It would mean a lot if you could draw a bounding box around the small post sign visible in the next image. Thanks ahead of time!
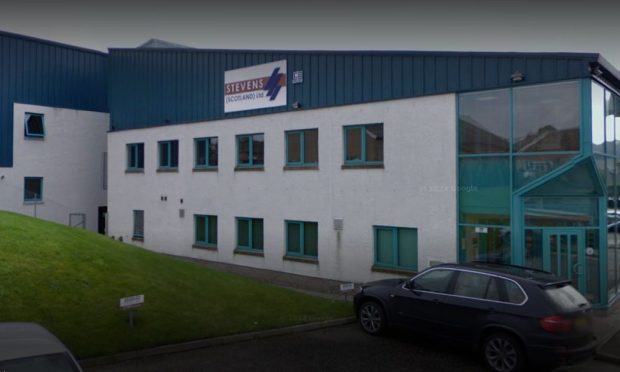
[340,282,355,301]
[120,294,144,327]
[120,294,144,310]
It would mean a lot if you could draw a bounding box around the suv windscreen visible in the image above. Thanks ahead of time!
[544,284,589,312]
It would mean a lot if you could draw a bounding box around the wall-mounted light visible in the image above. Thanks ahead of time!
[592,66,603,77]
[291,101,301,109]
[511,71,525,83]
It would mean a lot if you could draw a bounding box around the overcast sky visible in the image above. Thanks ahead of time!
[2,0,620,68]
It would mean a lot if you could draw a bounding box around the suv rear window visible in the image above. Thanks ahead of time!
[544,284,589,312]
[504,280,526,304]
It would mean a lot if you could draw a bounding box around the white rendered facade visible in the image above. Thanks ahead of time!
[107,95,457,283]
[0,103,109,232]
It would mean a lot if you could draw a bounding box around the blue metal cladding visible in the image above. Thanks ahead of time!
[108,49,608,132]
[0,31,108,167]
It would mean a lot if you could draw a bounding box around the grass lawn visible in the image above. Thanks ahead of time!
[0,211,351,358]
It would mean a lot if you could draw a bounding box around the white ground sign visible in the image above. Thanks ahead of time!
[224,60,287,113]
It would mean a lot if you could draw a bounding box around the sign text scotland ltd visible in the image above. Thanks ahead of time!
[224,60,287,113]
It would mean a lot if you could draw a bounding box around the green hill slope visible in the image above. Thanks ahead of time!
[0,211,350,358]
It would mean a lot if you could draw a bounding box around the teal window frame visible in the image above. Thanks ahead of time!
[194,214,217,247]
[373,225,418,271]
[285,220,318,258]
[133,210,144,239]
[194,137,218,169]
[236,133,264,168]
[236,217,263,251]
[23,177,43,203]
[158,140,179,170]
[24,113,45,138]
[343,123,384,165]
[285,129,318,166]
[127,143,144,171]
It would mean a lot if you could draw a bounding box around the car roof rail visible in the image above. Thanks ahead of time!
[470,261,551,274]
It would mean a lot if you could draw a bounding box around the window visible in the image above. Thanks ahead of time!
[158,140,179,169]
[344,123,383,165]
[374,226,418,271]
[459,90,510,154]
[127,143,144,171]
[195,214,217,246]
[236,217,263,251]
[286,221,318,258]
[24,177,43,202]
[24,113,45,138]
[237,134,264,167]
[503,280,526,304]
[286,129,318,166]
[194,137,218,168]
[133,210,144,240]
[513,80,580,152]
[412,269,454,293]
[453,271,498,300]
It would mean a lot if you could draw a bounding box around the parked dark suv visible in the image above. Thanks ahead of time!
[354,262,597,372]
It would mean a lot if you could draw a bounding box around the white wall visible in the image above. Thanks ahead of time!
[0,103,109,232]
[107,95,457,283]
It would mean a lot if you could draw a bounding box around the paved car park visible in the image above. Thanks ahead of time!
[83,259,620,372]
[84,322,618,372]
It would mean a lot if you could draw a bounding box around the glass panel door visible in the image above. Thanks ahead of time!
[543,230,586,292]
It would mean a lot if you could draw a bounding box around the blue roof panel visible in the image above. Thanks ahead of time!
[0,31,108,167]
[106,48,614,132]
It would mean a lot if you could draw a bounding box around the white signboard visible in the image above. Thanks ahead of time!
[340,283,355,292]
[224,60,287,113]
[120,294,144,310]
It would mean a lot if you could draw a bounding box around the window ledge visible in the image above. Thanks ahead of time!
[234,249,264,257]
[235,166,264,172]
[132,236,144,242]
[157,168,179,173]
[192,244,217,251]
[23,200,43,205]
[193,167,218,172]
[341,163,384,170]
[125,169,144,174]
[283,255,318,264]
[24,136,45,140]
[371,265,416,276]
[283,165,319,171]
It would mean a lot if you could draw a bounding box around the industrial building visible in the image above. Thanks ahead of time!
[3,30,620,307]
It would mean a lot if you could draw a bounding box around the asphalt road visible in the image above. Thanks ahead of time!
[85,323,617,372]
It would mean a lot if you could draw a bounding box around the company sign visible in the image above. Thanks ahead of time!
[224,60,287,113]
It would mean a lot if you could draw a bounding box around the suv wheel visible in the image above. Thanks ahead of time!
[482,332,525,372]
[358,301,386,335]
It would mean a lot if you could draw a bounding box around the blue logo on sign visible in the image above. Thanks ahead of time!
[264,67,284,101]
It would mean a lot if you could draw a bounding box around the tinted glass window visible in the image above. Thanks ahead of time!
[413,269,453,294]
[503,280,526,304]
[486,277,501,301]
[545,284,589,312]
[459,89,510,154]
[514,81,580,152]
[453,271,491,299]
